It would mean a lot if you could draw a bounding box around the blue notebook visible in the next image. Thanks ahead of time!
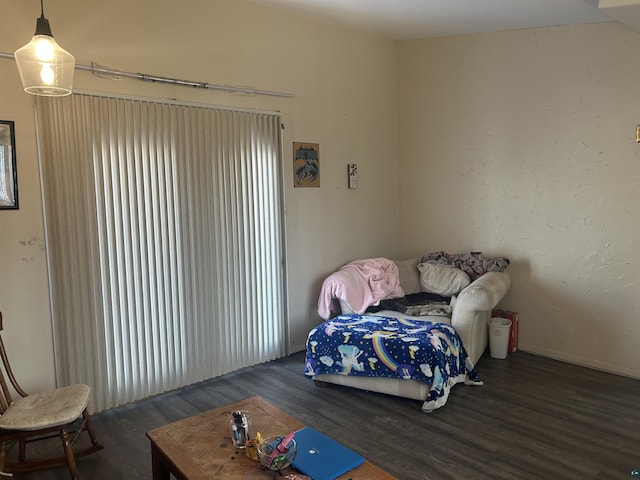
[291,427,365,480]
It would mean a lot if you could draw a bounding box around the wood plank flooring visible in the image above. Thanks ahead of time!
[12,350,640,480]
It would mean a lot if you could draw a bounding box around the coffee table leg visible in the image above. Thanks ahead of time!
[151,443,171,480]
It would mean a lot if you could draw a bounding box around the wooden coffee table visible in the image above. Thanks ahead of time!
[146,395,397,479]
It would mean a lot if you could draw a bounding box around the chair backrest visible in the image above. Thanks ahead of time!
[0,312,29,414]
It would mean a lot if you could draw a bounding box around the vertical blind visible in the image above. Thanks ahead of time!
[36,94,286,412]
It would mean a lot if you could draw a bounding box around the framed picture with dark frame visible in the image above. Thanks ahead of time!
[0,120,18,210]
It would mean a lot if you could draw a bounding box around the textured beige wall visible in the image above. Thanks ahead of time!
[0,0,399,390]
[398,23,640,378]
[0,62,54,393]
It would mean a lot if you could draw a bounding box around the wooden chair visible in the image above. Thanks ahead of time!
[0,312,103,479]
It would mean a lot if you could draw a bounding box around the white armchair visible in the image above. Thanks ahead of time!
[314,257,511,407]
[338,258,511,365]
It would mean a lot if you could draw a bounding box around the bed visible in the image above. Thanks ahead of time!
[305,313,481,412]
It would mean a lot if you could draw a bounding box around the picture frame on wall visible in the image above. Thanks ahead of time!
[293,142,320,187]
[0,120,18,210]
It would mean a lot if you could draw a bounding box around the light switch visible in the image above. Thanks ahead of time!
[348,164,358,189]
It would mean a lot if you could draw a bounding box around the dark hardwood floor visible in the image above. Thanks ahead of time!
[11,350,640,480]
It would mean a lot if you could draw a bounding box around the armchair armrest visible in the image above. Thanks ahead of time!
[451,271,511,365]
[454,271,511,312]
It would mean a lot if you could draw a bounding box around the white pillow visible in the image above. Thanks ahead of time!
[417,262,470,296]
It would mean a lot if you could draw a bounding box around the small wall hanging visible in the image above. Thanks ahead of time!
[293,142,320,188]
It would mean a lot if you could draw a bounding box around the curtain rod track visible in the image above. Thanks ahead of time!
[0,52,294,98]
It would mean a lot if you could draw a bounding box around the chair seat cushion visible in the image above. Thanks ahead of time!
[0,384,90,431]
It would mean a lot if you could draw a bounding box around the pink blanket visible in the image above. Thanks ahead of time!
[317,257,404,320]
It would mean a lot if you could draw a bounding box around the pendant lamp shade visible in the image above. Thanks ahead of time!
[14,14,74,96]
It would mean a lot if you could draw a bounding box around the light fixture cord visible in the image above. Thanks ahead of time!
[33,0,53,37]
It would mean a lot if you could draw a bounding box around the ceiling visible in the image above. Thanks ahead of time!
[253,0,632,40]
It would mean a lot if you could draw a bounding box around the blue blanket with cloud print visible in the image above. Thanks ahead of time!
[304,314,482,412]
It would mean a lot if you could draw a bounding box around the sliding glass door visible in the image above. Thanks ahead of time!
[37,94,286,412]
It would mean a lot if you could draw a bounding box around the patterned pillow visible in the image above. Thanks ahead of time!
[419,251,510,281]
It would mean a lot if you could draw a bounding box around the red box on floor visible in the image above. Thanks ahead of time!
[491,309,519,353]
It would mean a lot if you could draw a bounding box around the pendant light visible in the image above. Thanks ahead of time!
[14,0,75,96]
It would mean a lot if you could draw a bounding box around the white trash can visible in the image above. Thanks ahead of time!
[488,317,512,359]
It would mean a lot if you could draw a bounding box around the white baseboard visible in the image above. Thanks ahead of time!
[518,344,640,380]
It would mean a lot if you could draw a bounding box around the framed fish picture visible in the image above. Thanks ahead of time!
[293,142,319,188]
